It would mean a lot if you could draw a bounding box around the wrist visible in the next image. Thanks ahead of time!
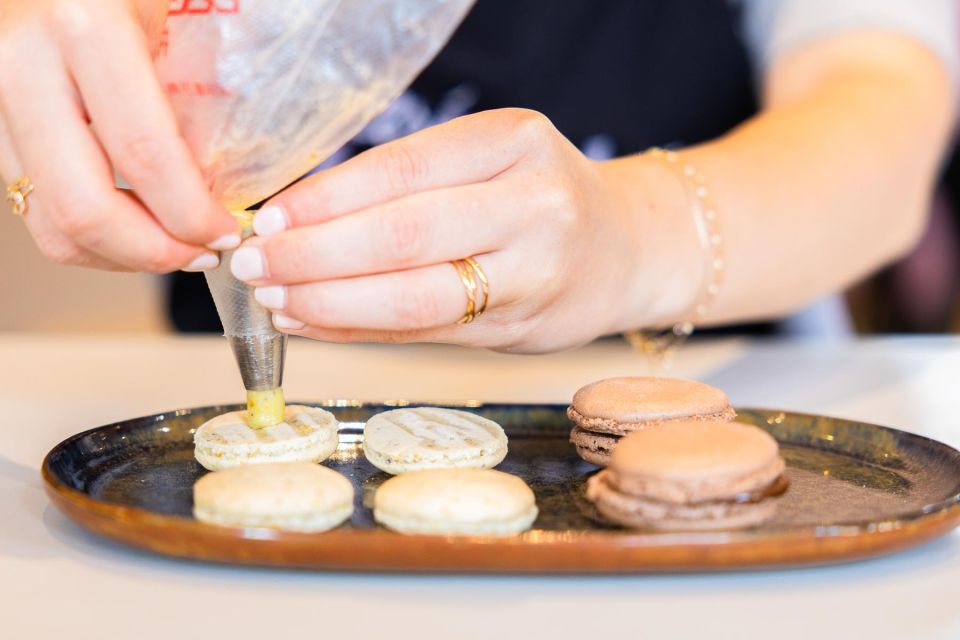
[597,154,705,332]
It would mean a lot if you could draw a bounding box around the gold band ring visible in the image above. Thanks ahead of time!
[6,176,34,217]
[463,257,490,316]
[451,257,491,324]
[451,259,477,324]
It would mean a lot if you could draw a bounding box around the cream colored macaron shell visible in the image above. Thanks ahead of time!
[363,408,508,474]
[193,462,354,532]
[194,405,339,471]
[374,468,538,536]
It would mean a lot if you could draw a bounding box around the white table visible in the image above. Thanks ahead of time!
[2,335,958,640]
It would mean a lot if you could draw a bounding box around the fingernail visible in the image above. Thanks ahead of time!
[230,246,266,281]
[273,313,305,330]
[182,252,220,272]
[206,233,242,251]
[253,206,289,237]
[255,285,286,310]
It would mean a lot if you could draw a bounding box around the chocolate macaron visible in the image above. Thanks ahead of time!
[586,420,788,531]
[568,377,735,466]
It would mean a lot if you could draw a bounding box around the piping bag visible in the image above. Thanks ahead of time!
[154,0,474,427]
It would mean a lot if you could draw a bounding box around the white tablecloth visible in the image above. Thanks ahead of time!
[2,334,958,640]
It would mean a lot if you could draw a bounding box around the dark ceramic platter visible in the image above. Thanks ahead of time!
[43,403,960,573]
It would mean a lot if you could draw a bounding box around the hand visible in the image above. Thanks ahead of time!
[0,0,238,272]
[231,109,699,353]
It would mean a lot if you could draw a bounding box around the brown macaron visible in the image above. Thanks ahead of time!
[568,376,735,466]
[585,420,788,531]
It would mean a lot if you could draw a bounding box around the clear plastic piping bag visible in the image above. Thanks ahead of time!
[154,0,474,388]
[156,0,475,210]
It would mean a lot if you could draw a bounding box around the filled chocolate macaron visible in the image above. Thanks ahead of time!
[568,376,735,466]
[585,420,788,531]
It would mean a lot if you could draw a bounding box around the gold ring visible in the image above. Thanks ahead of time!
[463,257,490,316]
[6,176,34,217]
[451,259,477,324]
[451,256,490,324]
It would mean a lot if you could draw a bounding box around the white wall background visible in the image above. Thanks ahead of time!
[0,202,167,333]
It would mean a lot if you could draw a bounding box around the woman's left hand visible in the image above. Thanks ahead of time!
[229,108,695,353]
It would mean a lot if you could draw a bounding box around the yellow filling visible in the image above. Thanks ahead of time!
[246,388,286,429]
[231,210,255,236]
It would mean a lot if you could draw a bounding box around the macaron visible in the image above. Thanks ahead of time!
[194,405,339,471]
[568,376,735,466]
[193,462,354,532]
[585,420,787,531]
[363,407,508,475]
[373,468,538,536]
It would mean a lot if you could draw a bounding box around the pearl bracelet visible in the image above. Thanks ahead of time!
[623,147,725,359]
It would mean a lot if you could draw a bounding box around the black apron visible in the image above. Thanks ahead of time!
[168,0,768,333]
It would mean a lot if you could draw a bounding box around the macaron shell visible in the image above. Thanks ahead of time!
[570,377,733,424]
[193,462,354,532]
[592,491,777,531]
[586,471,777,531]
[373,468,537,535]
[194,437,339,472]
[363,407,508,474]
[569,427,617,467]
[364,444,507,475]
[607,456,785,505]
[568,406,736,436]
[194,405,340,471]
[193,503,353,533]
[374,505,538,536]
[611,420,781,482]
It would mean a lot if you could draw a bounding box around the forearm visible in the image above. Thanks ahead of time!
[605,33,954,330]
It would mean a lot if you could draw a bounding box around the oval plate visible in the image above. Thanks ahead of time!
[42,404,960,573]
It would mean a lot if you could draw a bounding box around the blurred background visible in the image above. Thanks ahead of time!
[0,211,167,333]
[847,149,960,334]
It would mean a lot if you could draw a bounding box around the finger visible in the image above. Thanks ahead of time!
[280,325,446,346]
[0,96,129,271]
[234,181,520,286]
[253,253,512,332]
[253,109,551,235]
[0,43,217,272]
[277,318,508,349]
[53,1,238,249]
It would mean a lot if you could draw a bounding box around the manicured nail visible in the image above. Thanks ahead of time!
[253,206,289,237]
[255,285,286,310]
[230,246,266,281]
[206,233,242,251]
[273,313,305,330]
[182,252,220,272]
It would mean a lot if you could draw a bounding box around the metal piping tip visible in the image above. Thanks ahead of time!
[204,211,287,393]
[228,333,287,391]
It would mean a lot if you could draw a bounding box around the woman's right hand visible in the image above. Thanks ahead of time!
[0,0,238,272]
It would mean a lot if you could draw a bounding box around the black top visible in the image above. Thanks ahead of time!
[413,0,755,154]
[168,0,769,333]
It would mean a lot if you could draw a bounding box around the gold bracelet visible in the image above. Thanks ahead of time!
[623,147,725,359]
